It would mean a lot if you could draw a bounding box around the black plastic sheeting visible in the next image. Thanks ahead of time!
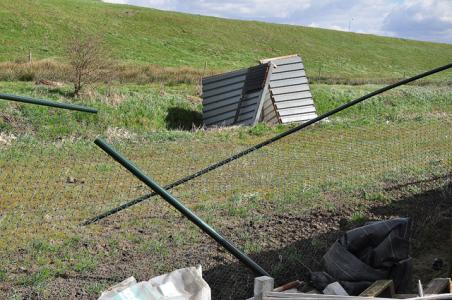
[310,218,412,295]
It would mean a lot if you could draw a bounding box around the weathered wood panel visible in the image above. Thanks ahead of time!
[270,77,308,88]
[271,84,311,95]
[280,112,317,123]
[265,54,317,124]
[271,70,306,81]
[272,63,304,74]
[275,99,314,109]
[273,91,312,102]
[278,106,317,117]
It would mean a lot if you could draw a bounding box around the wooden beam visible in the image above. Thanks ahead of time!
[424,278,450,294]
[359,280,395,298]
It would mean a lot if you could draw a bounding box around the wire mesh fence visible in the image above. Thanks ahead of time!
[1,92,452,299]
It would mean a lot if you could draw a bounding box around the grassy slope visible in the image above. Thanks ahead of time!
[1,87,451,297]
[0,0,451,80]
[1,81,451,140]
[0,1,451,297]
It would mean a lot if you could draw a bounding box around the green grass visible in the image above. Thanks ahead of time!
[0,0,451,82]
[0,20,451,293]
[1,81,451,141]
[0,1,450,292]
[1,113,451,297]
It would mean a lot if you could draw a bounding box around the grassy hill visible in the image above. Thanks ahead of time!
[0,0,451,81]
[1,2,451,298]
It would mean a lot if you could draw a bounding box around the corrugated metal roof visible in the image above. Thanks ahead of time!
[202,54,317,127]
[202,63,271,127]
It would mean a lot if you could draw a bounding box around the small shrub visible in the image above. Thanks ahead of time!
[248,123,270,136]
[66,33,108,96]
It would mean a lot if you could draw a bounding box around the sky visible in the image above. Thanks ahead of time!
[102,0,452,44]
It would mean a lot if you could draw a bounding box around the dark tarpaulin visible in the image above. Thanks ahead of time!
[310,218,412,295]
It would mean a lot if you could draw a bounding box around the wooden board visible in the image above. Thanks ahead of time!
[424,278,451,294]
[359,280,395,298]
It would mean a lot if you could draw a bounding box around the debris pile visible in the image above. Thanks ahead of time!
[310,218,412,295]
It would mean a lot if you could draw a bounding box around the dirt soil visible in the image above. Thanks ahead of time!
[2,180,450,299]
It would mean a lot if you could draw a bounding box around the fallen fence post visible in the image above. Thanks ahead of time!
[83,62,452,225]
[94,138,271,277]
[0,93,98,113]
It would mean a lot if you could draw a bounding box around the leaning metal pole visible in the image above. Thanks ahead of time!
[0,93,98,113]
[83,62,452,225]
[94,138,271,277]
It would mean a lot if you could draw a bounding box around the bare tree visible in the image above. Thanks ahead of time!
[66,34,106,97]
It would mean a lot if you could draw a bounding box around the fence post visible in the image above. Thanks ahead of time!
[253,276,274,300]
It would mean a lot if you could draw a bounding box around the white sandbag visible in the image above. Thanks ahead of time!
[149,266,211,300]
[98,277,164,300]
[98,266,210,300]
[98,276,138,299]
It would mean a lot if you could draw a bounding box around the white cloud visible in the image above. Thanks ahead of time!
[382,0,452,43]
[102,0,452,44]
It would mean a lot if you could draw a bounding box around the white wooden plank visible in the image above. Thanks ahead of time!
[270,84,310,95]
[270,70,306,81]
[270,77,308,88]
[260,54,300,64]
[273,91,312,102]
[280,112,317,123]
[272,56,302,66]
[273,63,304,74]
[274,99,314,109]
[278,106,316,117]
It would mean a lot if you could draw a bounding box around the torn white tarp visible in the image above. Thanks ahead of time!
[98,266,211,300]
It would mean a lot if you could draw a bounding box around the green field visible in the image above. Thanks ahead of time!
[0,0,452,81]
[1,80,451,298]
[1,0,452,298]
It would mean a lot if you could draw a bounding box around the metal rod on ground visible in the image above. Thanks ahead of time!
[83,62,452,225]
[94,138,271,277]
[0,93,98,113]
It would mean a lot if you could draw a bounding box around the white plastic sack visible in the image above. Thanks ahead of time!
[98,266,210,300]
[149,266,210,300]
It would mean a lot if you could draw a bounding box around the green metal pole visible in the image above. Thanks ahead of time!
[94,138,271,277]
[0,93,98,113]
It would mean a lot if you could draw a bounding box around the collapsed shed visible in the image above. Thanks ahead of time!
[201,55,317,127]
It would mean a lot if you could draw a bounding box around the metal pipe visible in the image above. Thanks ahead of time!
[94,138,270,277]
[83,62,452,225]
[0,93,98,113]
